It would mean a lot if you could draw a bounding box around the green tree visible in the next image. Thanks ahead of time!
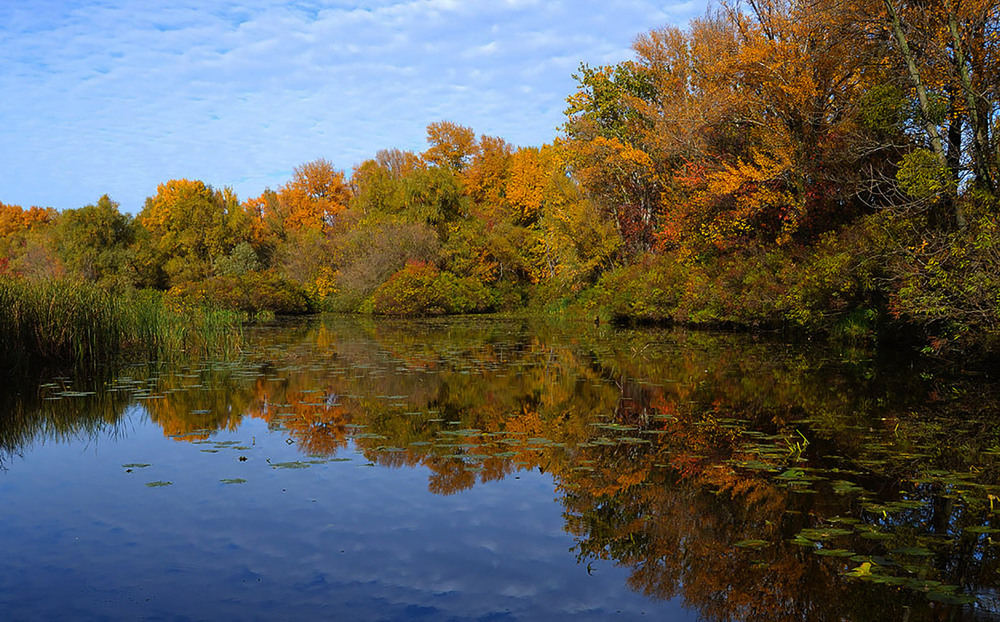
[136,179,249,287]
[56,195,135,287]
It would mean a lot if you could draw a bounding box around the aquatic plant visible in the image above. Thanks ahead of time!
[0,277,245,373]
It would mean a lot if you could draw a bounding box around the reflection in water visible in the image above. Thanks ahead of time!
[3,316,1000,620]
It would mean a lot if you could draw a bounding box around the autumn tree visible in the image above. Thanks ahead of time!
[0,202,61,279]
[462,135,513,218]
[275,158,351,232]
[423,121,479,171]
[350,149,423,217]
[563,61,662,254]
[854,0,1000,227]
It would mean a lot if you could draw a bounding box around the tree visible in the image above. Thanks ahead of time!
[56,195,135,286]
[871,0,1000,226]
[423,121,479,171]
[0,202,60,279]
[349,149,421,217]
[462,135,513,218]
[276,158,351,232]
[137,179,248,286]
[563,60,662,254]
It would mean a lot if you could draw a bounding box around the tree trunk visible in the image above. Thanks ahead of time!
[883,0,967,228]
[944,0,994,192]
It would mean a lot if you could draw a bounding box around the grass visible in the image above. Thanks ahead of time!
[0,277,246,373]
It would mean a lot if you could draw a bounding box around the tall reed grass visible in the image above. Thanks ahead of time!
[0,277,245,373]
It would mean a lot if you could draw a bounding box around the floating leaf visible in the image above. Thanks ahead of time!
[271,461,311,469]
[145,481,173,487]
[846,561,874,575]
[777,468,806,480]
[798,528,853,540]
[734,539,769,549]
[892,546,934,557]
[926,591,976,605]
[220,478,247,485]
[816,548,854,557]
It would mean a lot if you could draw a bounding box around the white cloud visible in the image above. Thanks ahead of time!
[0,0,706,212]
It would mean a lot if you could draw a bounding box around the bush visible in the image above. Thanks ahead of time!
[368,261,491,316]
[329,220,440,312]
[167,271,312,315]
[589,225,877,332]
[878,199,1000,351]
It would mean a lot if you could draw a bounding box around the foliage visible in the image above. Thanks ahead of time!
[367,261,491,316]
[896,149,955,201]
[592,223,877,333]
[55,194,136,287]
[136,179,250,287]
[3,1,1000,352]
[166,271,312,315]
[878,197,1000,352]
[423,121,479,171]
[275,158,351,233]
[0,203,61,280]
[329,220,440,312]
[213,241,261,277]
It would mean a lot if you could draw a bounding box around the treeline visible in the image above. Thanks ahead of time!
[0,126,616,318]
[2,0,1000,353]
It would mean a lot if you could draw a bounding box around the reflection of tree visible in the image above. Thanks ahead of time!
[0,373,134,468]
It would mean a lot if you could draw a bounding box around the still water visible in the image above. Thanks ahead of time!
[2,316,1000,621]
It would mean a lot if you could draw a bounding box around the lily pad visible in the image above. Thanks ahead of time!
[815,548,855,557]
[271,461,311,469]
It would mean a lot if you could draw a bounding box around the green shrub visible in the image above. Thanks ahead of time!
[588,226,876,332]
[166,271,311,315]
[879,199,1000,351]
[368,261,491,316]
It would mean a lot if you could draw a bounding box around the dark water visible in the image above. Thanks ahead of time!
[3,316,1000,621]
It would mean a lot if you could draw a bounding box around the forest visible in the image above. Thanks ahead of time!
[2,0,999,355]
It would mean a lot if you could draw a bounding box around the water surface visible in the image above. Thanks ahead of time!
[2,317,1000,620]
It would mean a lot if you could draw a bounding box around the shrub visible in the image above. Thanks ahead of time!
[590,225,877,332]
[166,271,311,315]
[879,199,1000,351]
[329,221,440,312]
[368,261,491,316]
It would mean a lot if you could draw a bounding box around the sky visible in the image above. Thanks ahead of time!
[0,0,706,213]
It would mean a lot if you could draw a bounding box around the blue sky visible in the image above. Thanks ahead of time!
[0,0,705,213]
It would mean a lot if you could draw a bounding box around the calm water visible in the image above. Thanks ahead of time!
[2,316,1000,621]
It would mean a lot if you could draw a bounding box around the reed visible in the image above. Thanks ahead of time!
[0,277,246,373]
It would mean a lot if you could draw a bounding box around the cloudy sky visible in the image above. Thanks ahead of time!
[0,0,706,213]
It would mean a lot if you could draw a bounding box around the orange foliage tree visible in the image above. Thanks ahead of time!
[423,121,479,171]
[275,158,351,232]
